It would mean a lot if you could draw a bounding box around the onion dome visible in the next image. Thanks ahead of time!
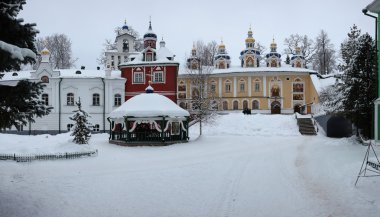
[40,47,50,63]
[122,19,129,30]
[159,37,166,47]
[191,43,197,56]
[145,81,154,93]
[143,20,157,40]
[270,38,277,52]
[245,26,255,44]
[219,39,225,49]
[295,46,301,55]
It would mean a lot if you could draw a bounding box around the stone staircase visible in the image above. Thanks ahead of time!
[296,116,318,135]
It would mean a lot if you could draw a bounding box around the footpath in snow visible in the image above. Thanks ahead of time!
[0,113,379,217]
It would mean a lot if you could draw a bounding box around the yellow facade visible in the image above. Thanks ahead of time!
[177,71,320,114]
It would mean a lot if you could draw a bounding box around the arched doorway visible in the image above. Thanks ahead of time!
[223,101,228,110]
[243,100,248,109]
[271,101,281,114]
[294,104,301,114]
[233,101,239,110]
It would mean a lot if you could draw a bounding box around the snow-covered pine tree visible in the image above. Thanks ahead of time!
[70,98,91,144]
[0,0,38,72]
[339,25,376,138]
[0,80,53,131]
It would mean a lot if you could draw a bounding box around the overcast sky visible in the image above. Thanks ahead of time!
[20,0,376,69]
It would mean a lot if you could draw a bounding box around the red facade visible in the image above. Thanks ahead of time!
[120,64,178,102]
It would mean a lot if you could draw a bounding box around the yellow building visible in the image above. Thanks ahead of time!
[177,28,320,114]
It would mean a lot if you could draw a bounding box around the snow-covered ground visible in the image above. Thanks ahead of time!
[0,113,379,217]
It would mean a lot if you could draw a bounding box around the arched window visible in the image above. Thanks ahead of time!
[252,100,259,110]
[223,101,228,110]
[219,61,225,69]
[114,94,122,106]
[178,81,186,91]
[192,88,200,99]
[270,59,277,67]
[243,100,248,109]
[41,76,49,83]
[271,85,280,97]
[233,101,239,110]
[93,93,100,106]
[42,94,49,106]
[67,93,74,106]
[123,39,129,52]
[179,102,186,109]
[295,61,302,68]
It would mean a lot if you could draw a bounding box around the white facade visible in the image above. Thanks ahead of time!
[0,49,126,134]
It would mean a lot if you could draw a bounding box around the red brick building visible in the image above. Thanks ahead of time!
[119,21,179,102]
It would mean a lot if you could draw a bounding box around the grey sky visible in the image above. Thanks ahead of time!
[20,0,376,69]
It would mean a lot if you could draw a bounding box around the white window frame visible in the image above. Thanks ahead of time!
[42,93,49,106]
[114,94,122,106]
[67,93,74,106]
[133,71,144,84]
[93,93,100,106]
[153,71,164,83]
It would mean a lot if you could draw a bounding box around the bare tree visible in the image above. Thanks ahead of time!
[284,34,316,67]
[96,39,116,67]
[186,40,220,135]
[312,30,336,74]
[34,34,77,69]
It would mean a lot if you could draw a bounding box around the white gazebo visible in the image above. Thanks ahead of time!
[108,85,190,145]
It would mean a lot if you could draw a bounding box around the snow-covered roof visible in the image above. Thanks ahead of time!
[119,51,179,67]
[0,69,124,81]
[178,64,317,76]
[109,93,190,118]
[366,0,380,13]
[157,46,173,59]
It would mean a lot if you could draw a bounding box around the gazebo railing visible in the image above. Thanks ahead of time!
[110,130,187,143]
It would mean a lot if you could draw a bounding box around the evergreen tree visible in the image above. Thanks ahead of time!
[285,54,290,64]
[339,25,377,138]
[0,80,52,130]
[70,98,91,144]
[0,0,38,72]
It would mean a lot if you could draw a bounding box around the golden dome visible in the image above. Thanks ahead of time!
[40,48,50,55]
[245,37,255,43]
[219,39,225,49]
[270,38,277,48]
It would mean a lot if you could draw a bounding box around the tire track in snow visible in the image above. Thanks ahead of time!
[295,138,349,217]
[211,154,252,217]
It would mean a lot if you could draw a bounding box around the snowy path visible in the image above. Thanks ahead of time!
[1,114,380,217]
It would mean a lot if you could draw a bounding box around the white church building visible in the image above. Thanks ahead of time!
[0,48,126,134]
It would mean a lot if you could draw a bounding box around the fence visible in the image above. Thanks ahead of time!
[0,150,98,162]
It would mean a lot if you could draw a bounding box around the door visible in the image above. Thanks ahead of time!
[271,101,281,114]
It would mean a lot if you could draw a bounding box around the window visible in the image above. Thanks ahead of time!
[252,100,259,110]
[42,94,49,106]
[178,93,186,99]
[118,56,121,65]
[123,39,129,52]
[225,81,231,93]
[93,93,100,106]
[240,82,245,92]
[153,71,164,83]
[67,93,74,106]
[255,79,260,92]
[146,53,153,61]
[210,81,216,92]
[133,72,144,83]
[41,76,49,83]
[271,85,280,97]
[178,81,186,91]
[293,83,304,93]
[67,124,73,131]
[93,124,100,132]
[114,94,122,106]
